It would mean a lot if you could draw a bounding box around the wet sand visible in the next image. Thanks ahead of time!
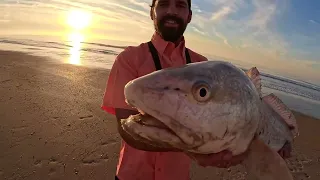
[0,50,319,180]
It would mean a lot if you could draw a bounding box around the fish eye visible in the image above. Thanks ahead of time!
[192,82,211,102]
[199,88,207,97]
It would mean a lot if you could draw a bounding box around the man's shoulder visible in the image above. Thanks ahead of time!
[113,42,149,70]
[186,48,208,62]
[118,42,148,57]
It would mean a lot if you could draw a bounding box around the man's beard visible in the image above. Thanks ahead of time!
[155,15,187,42]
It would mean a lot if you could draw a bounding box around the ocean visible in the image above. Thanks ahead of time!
[1,37,320,119]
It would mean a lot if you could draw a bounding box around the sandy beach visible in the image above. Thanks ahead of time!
[0,50,319,180]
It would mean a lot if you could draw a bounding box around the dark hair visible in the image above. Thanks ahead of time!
[150,0,191,10]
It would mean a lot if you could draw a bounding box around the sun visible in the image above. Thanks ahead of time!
[67,9,92,30]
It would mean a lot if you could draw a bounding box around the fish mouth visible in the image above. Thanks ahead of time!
[129,111,168,129]
[124,98,169,129]
[122,108,179,136]
[120,106,190,150]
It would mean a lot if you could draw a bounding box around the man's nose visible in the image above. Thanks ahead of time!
[166,4,178,15]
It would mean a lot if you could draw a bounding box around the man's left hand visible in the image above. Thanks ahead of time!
[278,141,292,159]
[187,141,292,168]
[187,150,248,168]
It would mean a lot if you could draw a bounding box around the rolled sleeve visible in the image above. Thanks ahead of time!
[101,48,138,115]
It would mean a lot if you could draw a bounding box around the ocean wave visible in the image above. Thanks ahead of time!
[0,38,126,53]
[261,77,320,101]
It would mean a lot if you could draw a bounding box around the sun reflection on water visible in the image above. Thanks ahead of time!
[68,32,84,65]
[65,9,92,65]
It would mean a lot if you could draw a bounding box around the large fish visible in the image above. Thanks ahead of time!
[120,61,299,180]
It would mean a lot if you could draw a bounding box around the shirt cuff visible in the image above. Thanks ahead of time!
[101,105,116,115]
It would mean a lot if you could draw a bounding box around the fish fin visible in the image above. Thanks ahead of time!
[262,93,299,138]
[243,137,293,180]
[245,67,262,97]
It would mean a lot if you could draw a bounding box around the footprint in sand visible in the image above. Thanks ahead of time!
[79,115,94,120]
[34,156,63,175]
[286,154,312,179]
[101,138,118,146]
[100,154,109,162]
[49,156,58,164]
[222,168,247,180]
[81,153,108,166]
[34,159,42,167]
[81,159,98,165]
[48,156,64,175]
[49,167,56,175]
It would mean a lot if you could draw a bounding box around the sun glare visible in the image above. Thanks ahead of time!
[67,9,92,30]
[67,32,84,65]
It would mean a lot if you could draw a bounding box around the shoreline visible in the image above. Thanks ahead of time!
[0,50,320,180]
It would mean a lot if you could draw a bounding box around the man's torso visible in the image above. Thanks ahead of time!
[105,33,208,180]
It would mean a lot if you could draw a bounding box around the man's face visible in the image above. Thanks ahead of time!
[151,0,192,42]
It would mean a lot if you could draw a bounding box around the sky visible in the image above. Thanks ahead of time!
[0,0,319,85]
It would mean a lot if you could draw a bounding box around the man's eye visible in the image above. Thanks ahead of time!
[176,2,187,8]
[177,4,186,8]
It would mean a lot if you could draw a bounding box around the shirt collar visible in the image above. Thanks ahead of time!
[150,32,186,57]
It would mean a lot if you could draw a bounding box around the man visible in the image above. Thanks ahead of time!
[101,0,291,179]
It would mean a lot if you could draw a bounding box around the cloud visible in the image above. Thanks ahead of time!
[211,6,232,21]
[191,26,207,36]
[212,28,231,47]
[188,0,289,57]
[0,19,10,23]
[248,0,277,29]
[128,0,150,11]
[191,3,202,13]
[309,19,319,25]
[229,0,288,58]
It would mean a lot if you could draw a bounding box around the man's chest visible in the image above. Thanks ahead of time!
[137,51,189,77]
[137,58,187,78]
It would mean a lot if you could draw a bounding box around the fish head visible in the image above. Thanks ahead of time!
[121,61,263,155]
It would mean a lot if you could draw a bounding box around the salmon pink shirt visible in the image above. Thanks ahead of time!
[102,32,208,180]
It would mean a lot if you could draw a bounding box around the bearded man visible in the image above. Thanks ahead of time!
[101,0,291,179]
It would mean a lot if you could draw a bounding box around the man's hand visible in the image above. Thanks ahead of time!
[187,150,248,168]
[278,141,292,159]
[188,141,292,168]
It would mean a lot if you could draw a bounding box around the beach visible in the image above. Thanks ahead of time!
[0,50,319,180]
